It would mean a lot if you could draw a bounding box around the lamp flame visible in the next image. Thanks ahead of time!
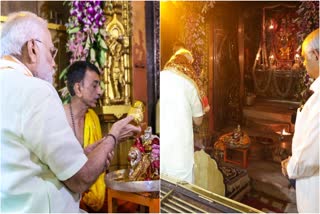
[277,128,291,136]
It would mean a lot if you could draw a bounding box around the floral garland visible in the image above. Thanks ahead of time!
[294,1,318,104]
[59,1,112,103]
[252,68,273,94]
[272,71,293,98]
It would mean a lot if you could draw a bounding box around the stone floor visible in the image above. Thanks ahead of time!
[241,189,288,213]
[246,160,298,212]
[217,99,299,212]
[243,99,298,123]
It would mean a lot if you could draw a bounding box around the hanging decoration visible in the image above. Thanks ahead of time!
[272,71,293,98]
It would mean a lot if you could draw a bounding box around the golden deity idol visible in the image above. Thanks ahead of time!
[127,101,144,125]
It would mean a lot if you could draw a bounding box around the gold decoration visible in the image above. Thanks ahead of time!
[99,1,132,117]
[104,13,131,105]
[128,127,160,181]
[127,101,144,125]
[96,105,130,119]
[129,154,151,181]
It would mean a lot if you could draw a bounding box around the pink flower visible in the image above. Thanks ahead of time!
[152,144,160,149]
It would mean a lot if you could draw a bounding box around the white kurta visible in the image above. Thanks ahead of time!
[160,69,204,183]
[287,77,320,213]
[0,57,88,212]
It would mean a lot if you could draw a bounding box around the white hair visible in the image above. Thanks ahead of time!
[0,11,48,57]
[302,28,319,54]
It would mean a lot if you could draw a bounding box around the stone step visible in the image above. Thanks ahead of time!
[251,179,296,203]
[244,117,293,133]
[247,160,296,203]
[243,107,293,124]
[243,100,298,131]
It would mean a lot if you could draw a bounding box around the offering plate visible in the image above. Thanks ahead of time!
[106,169,160,192]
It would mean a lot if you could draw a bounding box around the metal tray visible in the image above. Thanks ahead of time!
[106,169,160,192]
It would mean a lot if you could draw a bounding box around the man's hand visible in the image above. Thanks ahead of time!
[87,140,114,170]
[105,151,114,170]
[281,156,291,176]
[108,116,141,142]
[84,138,105,156]
[194,139,205,150]
[193,116,203,126]
[63,118,140,194]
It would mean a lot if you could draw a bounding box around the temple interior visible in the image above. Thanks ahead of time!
[1,0,319,213]
[161,1,317,213]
